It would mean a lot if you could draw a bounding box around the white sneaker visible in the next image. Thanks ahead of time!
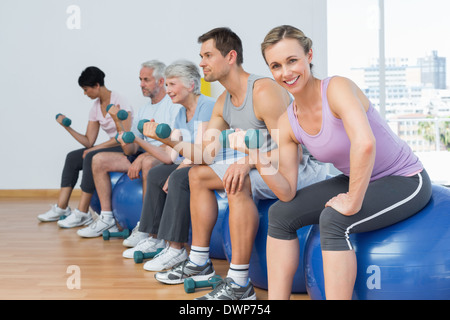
[57,209,93,228]
[77,215,117,238]
[122,237,166,259]
[37,204,71,222]
[143,246,188,272]
[122,222,149,247]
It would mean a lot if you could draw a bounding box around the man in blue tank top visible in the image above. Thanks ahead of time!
[143,27,327,300]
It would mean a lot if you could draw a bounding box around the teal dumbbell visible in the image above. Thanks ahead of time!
[115,131,135,144]
[220,129,264,149]
[56,113,72,127]
[137,119,150,134]
[244,129,264,149]
[102,229,130,240]
[106,104,128,121]
[107,104,129,134]
[184,275,223,293]
[155,123,171,139]
[138,120,171,139]
[133,248,164,263]
[220,129,235,148]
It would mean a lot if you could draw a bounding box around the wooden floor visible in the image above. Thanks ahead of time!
[0,196,310,300]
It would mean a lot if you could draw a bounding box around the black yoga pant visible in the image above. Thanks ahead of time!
[268,170,432,251]
[139,163,192,243]
[60,146,123,194]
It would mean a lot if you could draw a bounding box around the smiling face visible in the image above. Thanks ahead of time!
[165,76,191,105]
[264,38,313,95]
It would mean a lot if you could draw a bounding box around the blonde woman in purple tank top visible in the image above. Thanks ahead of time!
[228,25,431,299]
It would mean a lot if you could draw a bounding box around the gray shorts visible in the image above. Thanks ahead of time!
[209,148,327,201]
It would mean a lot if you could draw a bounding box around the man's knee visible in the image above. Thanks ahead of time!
[92,152,127,173]
[227,174,252,200]
[188,165,207,187]
[92,152,109,171]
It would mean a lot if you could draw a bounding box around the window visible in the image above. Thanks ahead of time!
[328,0,450,186]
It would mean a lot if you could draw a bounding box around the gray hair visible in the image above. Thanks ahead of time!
[165,60,201,95]
[141,60,166,81]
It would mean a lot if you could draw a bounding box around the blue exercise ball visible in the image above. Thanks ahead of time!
[184,192,227,260]
[111,174,143,230]
[90,171,125,213]
[209,192,228,259]
[222,198,311,293]
[305,184,450,300]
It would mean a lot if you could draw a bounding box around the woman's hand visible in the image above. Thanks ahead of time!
[325,192,361,216]
[106,104,121,120]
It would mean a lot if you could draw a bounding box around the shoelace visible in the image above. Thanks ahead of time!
[163,259,192,281]
[152,246,169,259]
[207,277,236,299]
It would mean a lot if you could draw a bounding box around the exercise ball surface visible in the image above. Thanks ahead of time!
[111,174,143,230]
[305,184,450,300]
[222,198,311,293]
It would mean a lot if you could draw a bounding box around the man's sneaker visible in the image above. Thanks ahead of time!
[122,237,166,259]
[57,209,93,228]
[122,222,149,247]
[77,215,117,238]
[37,204,71,222]
[143,247,188,272]
[155,259,215,285]
[195,277,256,300]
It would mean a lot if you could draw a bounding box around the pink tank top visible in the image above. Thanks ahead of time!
[287,77,423,181]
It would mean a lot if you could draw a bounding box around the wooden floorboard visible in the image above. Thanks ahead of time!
[0,197,310,300]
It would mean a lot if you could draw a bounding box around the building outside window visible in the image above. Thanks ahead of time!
[328,0,450,185]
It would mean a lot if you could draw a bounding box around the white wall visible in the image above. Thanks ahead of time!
[0,0,327,189]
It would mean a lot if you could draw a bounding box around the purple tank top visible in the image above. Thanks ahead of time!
[287,77,423,181]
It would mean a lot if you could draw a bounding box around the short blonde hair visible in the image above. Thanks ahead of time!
[261,25,313,69]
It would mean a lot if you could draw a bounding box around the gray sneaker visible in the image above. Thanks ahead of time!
[154,259,215,285]
[195,277,256,300]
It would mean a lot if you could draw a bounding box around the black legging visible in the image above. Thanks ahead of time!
[268,169,432,251]
[139,163,192,243]
[60,146,123,194]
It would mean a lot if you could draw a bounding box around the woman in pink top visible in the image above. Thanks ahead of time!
[38,67,133,229]
[229,25,431,299]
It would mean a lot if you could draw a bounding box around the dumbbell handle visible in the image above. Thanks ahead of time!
[102,229,130,240]
[184,275,222,293]
[133,248,164,263]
